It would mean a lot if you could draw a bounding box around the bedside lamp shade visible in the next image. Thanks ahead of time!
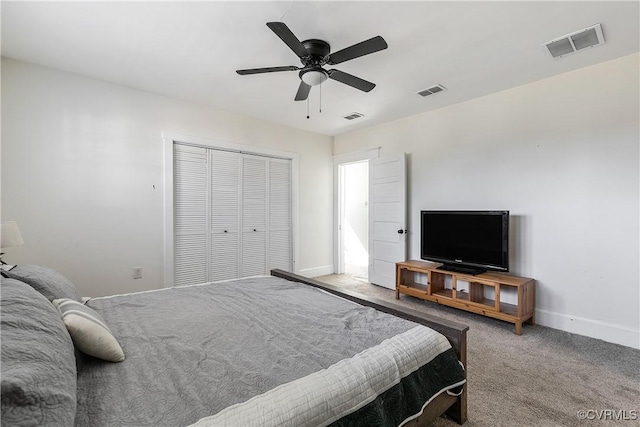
[1,221,24,248]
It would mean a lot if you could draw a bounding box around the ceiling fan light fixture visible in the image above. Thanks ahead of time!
[300,69,328,86]
[237,22,387,101]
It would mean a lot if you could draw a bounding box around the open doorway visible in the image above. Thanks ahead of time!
[338,161,369,280]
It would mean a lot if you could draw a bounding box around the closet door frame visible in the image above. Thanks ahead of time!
[162,132,299,288]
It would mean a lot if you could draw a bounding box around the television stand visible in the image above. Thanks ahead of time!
[396,260,535,335]
[437,264,486,276]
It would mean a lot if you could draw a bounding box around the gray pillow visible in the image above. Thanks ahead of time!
[1,277,77,426]
[6,264,82,302]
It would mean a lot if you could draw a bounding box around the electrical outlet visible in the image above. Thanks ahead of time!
[133,267,142,279]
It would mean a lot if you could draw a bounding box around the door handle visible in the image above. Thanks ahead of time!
[397,229,408,234]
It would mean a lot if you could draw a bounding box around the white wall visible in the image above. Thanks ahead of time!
[1,57,334,297]
[334,54,640,348]
[342,161,368,278]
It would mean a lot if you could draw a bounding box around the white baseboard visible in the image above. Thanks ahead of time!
[297,265,334,278]
[535,308,639,349]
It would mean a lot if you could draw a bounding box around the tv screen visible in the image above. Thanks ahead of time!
[420,210,509,274]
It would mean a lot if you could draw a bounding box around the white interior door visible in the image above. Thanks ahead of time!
[209,150,241,282]
[241,155,267,277]
[368,154,407,289]
[268,158,293,272]
[173,144,208,287]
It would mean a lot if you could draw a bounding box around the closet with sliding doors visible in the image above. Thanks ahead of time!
[173,143,292,286]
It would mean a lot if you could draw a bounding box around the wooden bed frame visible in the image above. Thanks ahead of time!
[271,269,468,425]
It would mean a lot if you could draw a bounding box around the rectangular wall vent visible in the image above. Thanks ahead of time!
[418,84,446,97]
[544,23,605,58]
[343,112,364,120]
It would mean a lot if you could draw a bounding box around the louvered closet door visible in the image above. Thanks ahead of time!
[210,150,241,281]
[241,155,267,277]
[174,144,293,285]
[174,144,208,286]
[268,158,292,271]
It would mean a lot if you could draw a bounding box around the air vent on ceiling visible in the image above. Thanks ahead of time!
[343,112,364,120]
[418,84,446,97]
[543,23,605,58]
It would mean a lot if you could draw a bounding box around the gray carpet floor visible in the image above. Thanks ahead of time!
[315,274,639,427]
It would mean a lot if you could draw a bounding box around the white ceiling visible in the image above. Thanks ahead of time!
[2,1,638,136]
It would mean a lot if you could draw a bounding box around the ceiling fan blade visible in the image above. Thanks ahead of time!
[326,36,388,65]
[294,81,311,101]
[327,69,376,92]
[266,22,308,58]
[236,66,298,75]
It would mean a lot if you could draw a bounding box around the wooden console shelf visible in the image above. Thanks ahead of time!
[396,260,535,335]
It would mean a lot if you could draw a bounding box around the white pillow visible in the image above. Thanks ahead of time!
[52,299,125,362]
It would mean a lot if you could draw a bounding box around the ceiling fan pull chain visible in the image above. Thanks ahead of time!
[306,93,310,119]
[319,83,322,114]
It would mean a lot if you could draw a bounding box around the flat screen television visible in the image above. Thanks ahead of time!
[420,210,509,275]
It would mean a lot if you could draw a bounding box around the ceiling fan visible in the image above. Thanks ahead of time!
[236,22,388,101]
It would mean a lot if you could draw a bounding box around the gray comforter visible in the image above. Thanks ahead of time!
[75,276,424,426]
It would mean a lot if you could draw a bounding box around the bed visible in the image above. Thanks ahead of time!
[1,265,468,426]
